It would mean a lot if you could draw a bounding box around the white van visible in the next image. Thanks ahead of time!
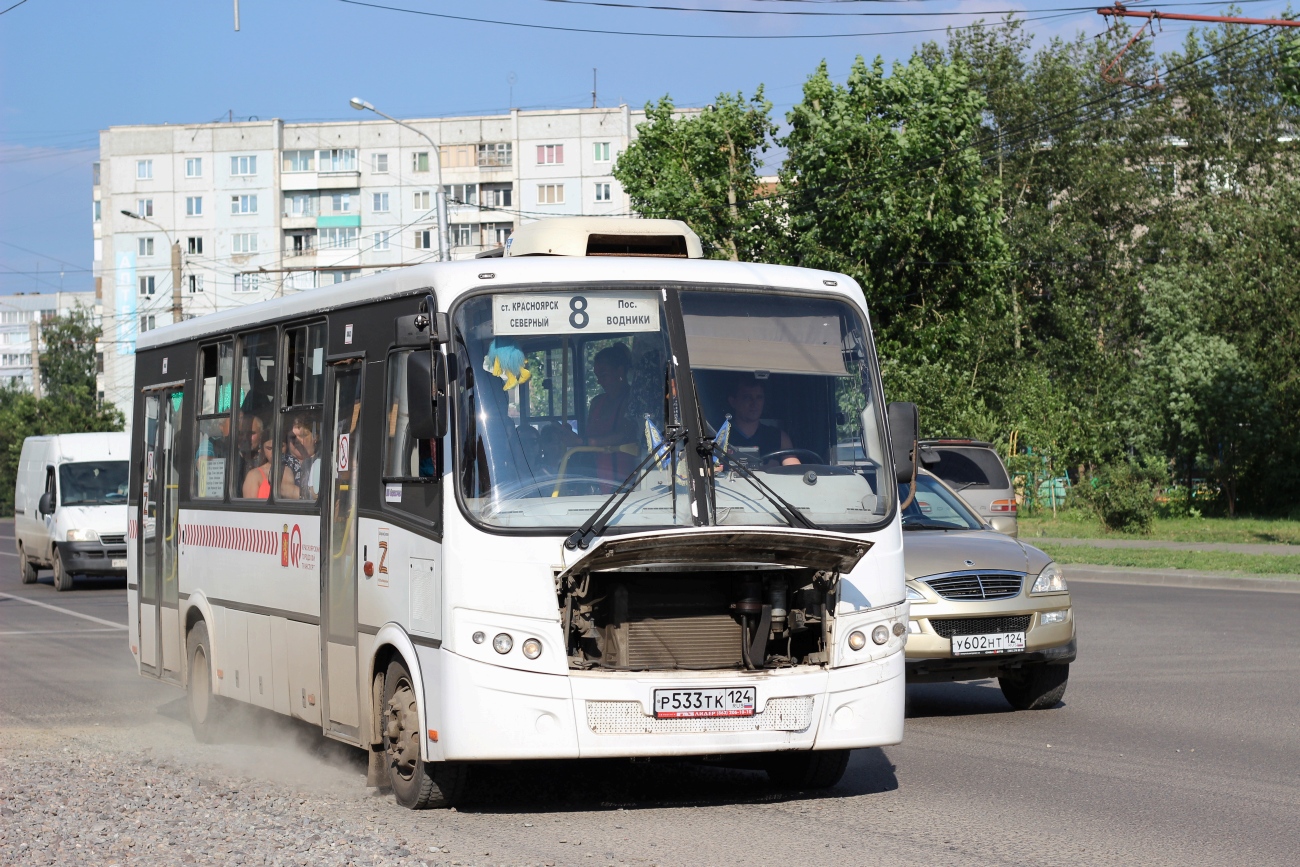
[15,432,130,591]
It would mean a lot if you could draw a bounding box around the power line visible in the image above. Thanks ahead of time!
[522,0,1279,17]
[0,0,32,16]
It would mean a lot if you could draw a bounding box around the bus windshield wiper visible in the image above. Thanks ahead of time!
[703,440,819,531]
[564,431,684,551]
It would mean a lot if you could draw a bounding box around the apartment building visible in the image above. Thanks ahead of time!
[93,105,658,413]
[0,292,97,394]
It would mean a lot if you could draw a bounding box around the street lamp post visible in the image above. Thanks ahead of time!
[349,97,450,263]
[121,209,183,325]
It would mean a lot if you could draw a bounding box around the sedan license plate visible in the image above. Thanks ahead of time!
[654,687,756,719]
[951,631,1026,655]
[111,558,127,569]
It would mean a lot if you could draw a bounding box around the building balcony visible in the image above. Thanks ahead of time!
[281,171,361,191]
[282,215,317,230]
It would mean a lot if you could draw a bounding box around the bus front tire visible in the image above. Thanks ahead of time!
[18,545,38,584]
[382,658,466,809]
[999,662,1069,710]
[763,749,851,789]
[186,622,224,742]
[52,548,73,592]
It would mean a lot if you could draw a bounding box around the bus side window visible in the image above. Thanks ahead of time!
[193,341,233,499]
[277,322,326,502]
[232,328,278,500]
[382,349,441,525]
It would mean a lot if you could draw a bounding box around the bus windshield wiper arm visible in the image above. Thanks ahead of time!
[703,440,819,531]
[564,431,684,551]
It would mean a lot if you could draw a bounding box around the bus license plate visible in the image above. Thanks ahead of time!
[654,687,756,719]
[111,559,127,569]
[952,631,1026,655]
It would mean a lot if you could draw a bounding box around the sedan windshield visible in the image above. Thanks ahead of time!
[900,474,984,531]
[453,286,892,532]
[59,461,129,506]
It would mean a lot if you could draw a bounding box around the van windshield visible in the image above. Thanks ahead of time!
[59,461,129,506]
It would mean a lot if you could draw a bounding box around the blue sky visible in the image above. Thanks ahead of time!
[0,0,1242,296]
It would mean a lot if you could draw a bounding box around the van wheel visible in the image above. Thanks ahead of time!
[763,749,851,789]
[382,658,466,809]
[52,548,74,592]
[18,545,38,584]
[999,663,1069,710]
[187,622,225,742]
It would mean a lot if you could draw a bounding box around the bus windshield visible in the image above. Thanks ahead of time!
[453,286,891,532]
[59,461,129,506]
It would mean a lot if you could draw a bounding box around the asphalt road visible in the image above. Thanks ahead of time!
[3,519,1298,867]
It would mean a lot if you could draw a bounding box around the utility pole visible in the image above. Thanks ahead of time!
[28,319,41,400]
[233,0,240,31]
[592,69,598,108]
[171,240,183,324]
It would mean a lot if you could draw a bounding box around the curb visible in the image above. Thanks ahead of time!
[1063,564,1300,594]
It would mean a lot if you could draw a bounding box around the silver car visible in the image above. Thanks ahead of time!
[902,471,1075,710]
[919,439,1018,536]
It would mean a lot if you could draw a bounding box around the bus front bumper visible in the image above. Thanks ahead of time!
[429,647,904,762]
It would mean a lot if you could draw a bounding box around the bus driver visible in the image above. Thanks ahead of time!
[726,376,800,466]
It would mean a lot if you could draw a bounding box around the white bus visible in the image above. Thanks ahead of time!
[127,217,918,808]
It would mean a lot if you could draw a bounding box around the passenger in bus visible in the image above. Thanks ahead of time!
[242,437,274,499]
[726,376,800,466]
[582,343,639,482]
[280,413,320,499]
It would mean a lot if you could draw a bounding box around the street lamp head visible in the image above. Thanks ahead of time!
[349,97,374,112]
[121,209,141,219]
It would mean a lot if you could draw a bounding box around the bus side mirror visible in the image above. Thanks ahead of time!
[407,350,449,441]
[38,491,54,516]
[887,402,919,484]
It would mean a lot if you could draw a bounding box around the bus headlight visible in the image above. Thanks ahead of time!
[1031,562,1068,594]
[67,529,99,542]
[871,625,890,645]
[492,633,513,654]
[521,638,543,660]
[847,631,867,651]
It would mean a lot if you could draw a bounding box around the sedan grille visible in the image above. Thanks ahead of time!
[929,615,1031,639]
[100,534,126,546]
[924,571,1023,601]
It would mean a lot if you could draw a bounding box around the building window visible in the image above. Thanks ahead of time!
[135,198,153,218]
[443,184,477,206]
[187,236,203,254]
[414,230,432,250]
[412,152,429,173]
[92,162,101,185]
[138,237,155,257]
[330,192,352,213]
[285,192,314,217]
[186,157,203,178]
[231,194,258,214]
[478,142,512,167]
[451,224,477,247]
[595,183,611,202]
[230,155,257,176]
[318,148,357,172]
[282,150,314,172]
[372,230,390,251]
[186,196,203,216]
[372,192,390,213]
[236,273,260,293]
[537,184,565,205]
[481,184,512,209]
[139,315,156,333]
[440,145,474,168]
[372,152,389,173]
[92,201,101,222]
[594,142,611,162]
[232,233,258,254]
[413,190,430,211]
[139,276,155,295]
[188,274,205,293]
[136,160,153,180]
[0,311,33,324]
[1,353,32,367]
[319,227,358,249]
[537,144,564,165]
[287,232,315,256]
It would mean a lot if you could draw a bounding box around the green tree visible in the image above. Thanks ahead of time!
[613,90,778,261]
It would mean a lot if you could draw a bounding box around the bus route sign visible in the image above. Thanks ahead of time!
[492,292,660,336]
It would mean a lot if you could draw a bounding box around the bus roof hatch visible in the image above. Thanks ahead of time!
[503,217,704,259]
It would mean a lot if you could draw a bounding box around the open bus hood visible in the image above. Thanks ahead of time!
[558,528,871,584]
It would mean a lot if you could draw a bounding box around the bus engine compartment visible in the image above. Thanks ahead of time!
[556,530,871,671]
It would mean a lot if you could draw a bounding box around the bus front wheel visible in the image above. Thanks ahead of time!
[763,749,851,789]
[382,658,466,809]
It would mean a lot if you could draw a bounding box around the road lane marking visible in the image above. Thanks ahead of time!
[0,593,127,629]
[0,628,125,635]
[0,551,16,557]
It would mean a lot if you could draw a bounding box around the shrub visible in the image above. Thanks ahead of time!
[1078,461,1165,534]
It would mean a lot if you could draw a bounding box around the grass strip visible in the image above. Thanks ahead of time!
[1021,515,1300,546]
[1040,544,1300,577]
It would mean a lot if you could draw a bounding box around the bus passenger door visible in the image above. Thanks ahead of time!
[139,387,183,683]
[320,360,363,739]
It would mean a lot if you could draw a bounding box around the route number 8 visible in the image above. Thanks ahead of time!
[569,295,589,329]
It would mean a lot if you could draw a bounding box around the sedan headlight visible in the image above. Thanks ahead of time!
[906,585,928,602]
[1031,562,1068,594]
[66,529,100,542]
